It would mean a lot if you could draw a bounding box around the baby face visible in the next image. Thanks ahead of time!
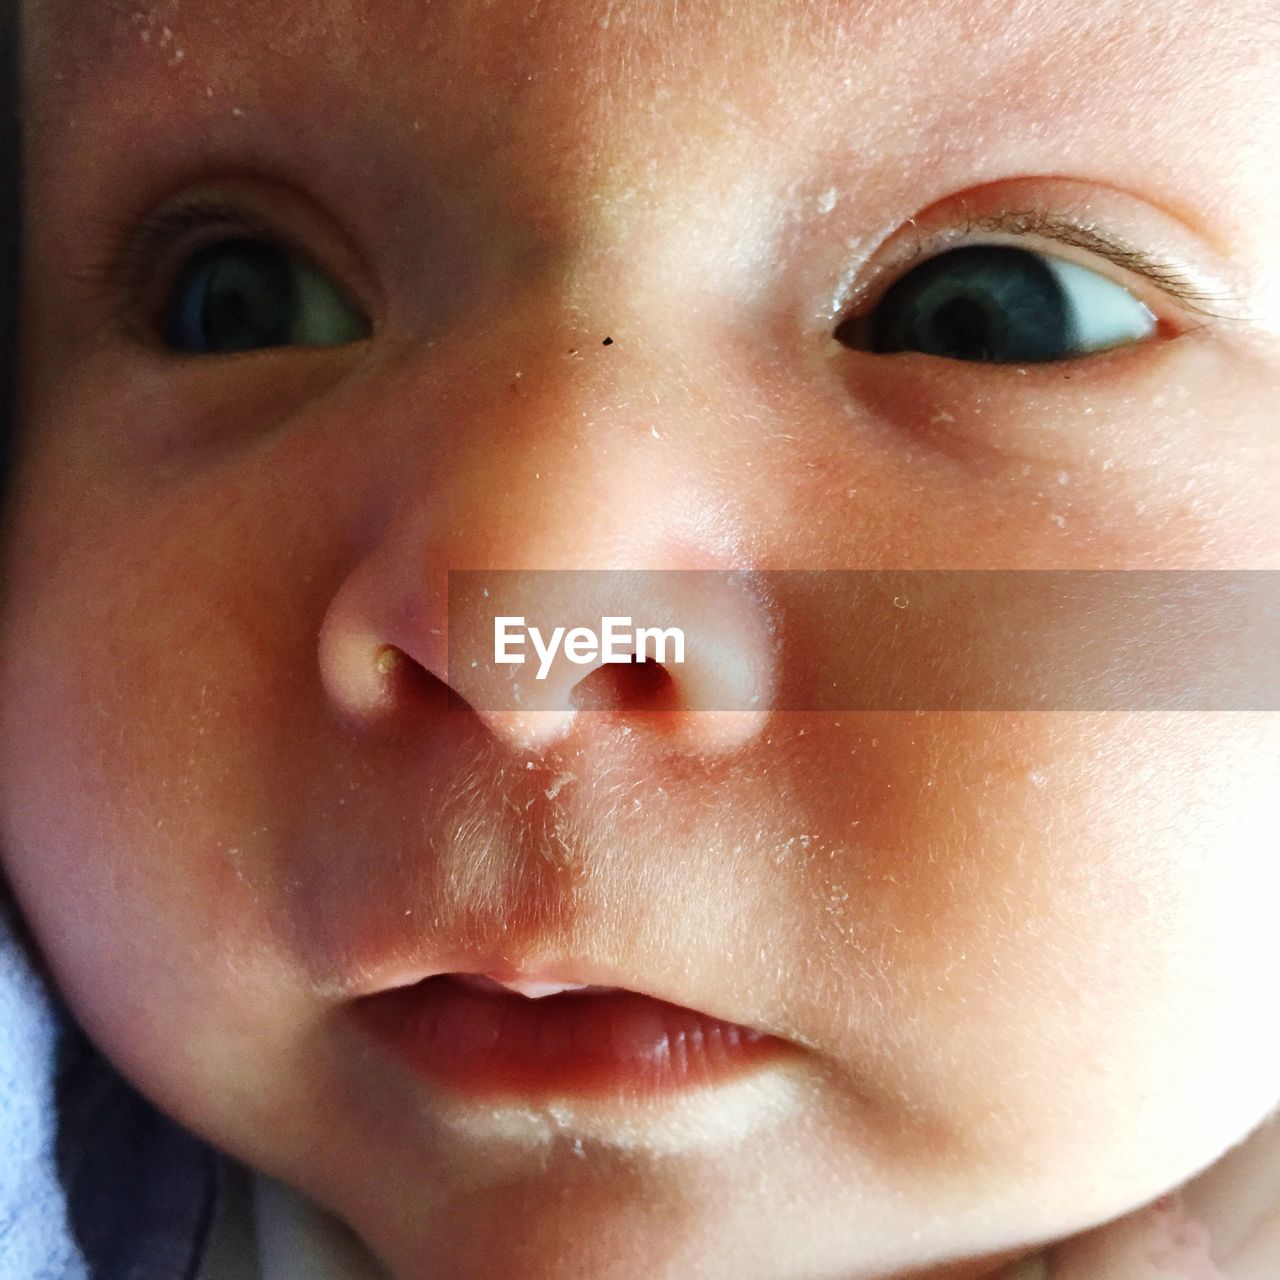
[5,1,1280,1278]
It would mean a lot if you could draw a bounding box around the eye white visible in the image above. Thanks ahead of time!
[292,258,371,347]
[1042,255,1157,353]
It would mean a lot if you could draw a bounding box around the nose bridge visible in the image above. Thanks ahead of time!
[429,102,776,550]
[549,159,771,352]
[430,256,742,570]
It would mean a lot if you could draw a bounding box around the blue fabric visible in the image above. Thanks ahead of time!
[1,900,219,1280]
[54,1020,219,1280]
[0,899,89,1280]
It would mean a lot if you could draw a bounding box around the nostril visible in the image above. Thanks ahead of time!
[569,657,678,714]
[369,644,455,718]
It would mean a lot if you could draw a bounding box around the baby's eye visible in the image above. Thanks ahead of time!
[161,238,372,355]
[836,243,1157,364]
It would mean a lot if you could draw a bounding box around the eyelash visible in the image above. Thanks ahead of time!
[838,208,1235,331]
[76,196,303,343]
[87,196,272,299]
[77,194,1238,345]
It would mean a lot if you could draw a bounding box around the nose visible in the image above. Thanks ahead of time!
[316,312,778,757]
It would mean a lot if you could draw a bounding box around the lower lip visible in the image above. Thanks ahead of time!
[352,974,786,1099]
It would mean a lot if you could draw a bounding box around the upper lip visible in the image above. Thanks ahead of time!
[350,955,786,1041]
[446,970,616,998]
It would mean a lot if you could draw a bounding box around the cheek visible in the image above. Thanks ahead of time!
[734,703,1277,1212]
[842,712,1280,1179]
[0,436,318,1101]
[0,557,258,1043]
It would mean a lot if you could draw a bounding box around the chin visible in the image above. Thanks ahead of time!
[348,1173,761,1280]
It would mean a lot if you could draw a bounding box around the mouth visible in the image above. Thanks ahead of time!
[350,970,792,1100]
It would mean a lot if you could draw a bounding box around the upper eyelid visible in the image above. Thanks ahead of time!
[885,209,1243,323]
[963,210,1235,319]
[78,196,287,303]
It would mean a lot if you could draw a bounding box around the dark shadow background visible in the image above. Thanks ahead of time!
[0,0,45,976]
[0,0,17,508]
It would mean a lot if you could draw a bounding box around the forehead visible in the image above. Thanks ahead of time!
[28,0,1275,72]
[18,0,1280,277]
[26,0,1276,145]
[27,0,1269,119]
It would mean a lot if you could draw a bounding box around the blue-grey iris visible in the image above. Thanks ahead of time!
[163,239,371,355]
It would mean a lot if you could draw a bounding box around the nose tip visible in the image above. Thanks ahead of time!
[450,569,775,754]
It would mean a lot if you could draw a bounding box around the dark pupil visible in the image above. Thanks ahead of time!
[164,240,296,354]
[867,244,1077,363]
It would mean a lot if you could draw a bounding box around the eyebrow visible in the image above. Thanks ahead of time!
[962,210,1239,320]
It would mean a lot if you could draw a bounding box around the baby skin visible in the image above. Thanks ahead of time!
[4,0,1280,1277]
